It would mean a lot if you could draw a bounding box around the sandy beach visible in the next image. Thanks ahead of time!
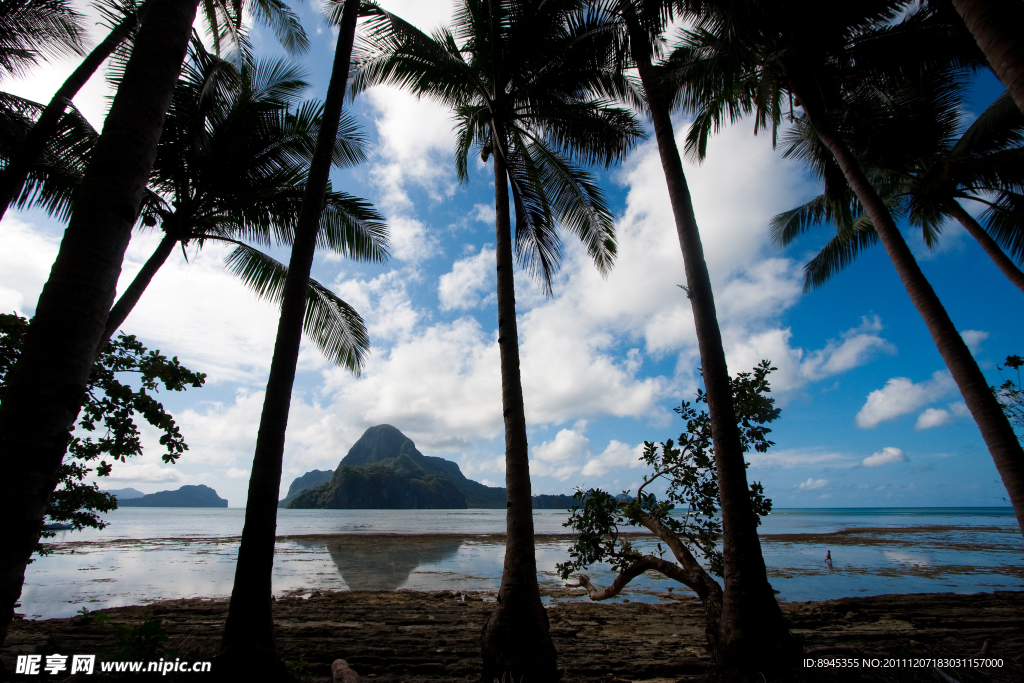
[3,589,1022,682]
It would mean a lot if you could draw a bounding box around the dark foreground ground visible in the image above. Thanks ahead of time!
[2,590,1022,682]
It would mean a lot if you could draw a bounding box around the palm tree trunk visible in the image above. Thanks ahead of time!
[479,121,558,683]
[100,230,177,348]
[217,0,359,673]
[0,0,198,652]
[619,2,796,668]
[945,199,1024,294]
[793,79,1024,537]
[951,0,1024,115]
[0,2,147,222]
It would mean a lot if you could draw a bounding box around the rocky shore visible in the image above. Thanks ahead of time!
[3,590,1022,681]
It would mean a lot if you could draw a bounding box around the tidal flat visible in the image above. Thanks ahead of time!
[19,513,1024,619]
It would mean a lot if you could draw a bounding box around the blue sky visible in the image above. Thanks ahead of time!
[1,0,1019,509]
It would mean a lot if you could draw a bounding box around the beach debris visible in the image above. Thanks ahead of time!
[980,638,991,655]
[332,658,360,683]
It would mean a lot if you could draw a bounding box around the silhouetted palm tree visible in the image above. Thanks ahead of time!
[0,0,308,221]
[773,76,1024,294]
[671,0,1024,535]
[353,0,642,677]
[103,39,386,371]
[0,0,202,651]
[603,0,799,667]
[217,0,379,676]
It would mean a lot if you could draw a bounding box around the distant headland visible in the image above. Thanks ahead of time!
[114,484,228,508]
[281,424,577,510]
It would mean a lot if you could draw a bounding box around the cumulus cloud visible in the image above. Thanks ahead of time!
[531,427,592,480]
[798,478,829,490]
[0,215,60,315]
[438,246,495,310]
[363,86,457,212]
[861,447,907,467]
[856,371,958,428]
[914,401,970,430]
[102,462,185,485]
[727,316,896,394]
[581,441,645,477]
[960,329,989,354]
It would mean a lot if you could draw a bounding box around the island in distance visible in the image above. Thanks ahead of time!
[281,424,577,510]
[113,484,228,508]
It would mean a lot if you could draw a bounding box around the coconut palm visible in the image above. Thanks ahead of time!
[601,0,800,668]
[100,39,386,371]
[0,0,202,651]
[0,0,308,222]
[217,0,368,674]
[0,0,85,78]
[948,0,1024,115]
[0,89,96,219]
[773,82,1024,294]
[670,0,1024,535]
[353,1,642,678]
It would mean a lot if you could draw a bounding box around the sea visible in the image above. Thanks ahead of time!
[20,507,1023,620]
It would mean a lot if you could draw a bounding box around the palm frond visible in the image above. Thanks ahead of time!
[803,217,880,292]
[223,243,369,373]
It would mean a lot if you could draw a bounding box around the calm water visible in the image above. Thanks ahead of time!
[21,507,1023,619]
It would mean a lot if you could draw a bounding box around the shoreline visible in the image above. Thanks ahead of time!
[4,589,1023,681]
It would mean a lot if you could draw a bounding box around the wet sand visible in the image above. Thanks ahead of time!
[3,589,1022,682]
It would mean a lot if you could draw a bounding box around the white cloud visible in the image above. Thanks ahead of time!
[388,215,440,263]
[471,204,495,224]
[534,428,590,463]
[581,441,645,477]
[915,408,950,430]
[798,478,828,490]
[747,448,851,469]
[915,401,970,430]
[960,329,989,354]
[226,468,250,479]
[364,86,458,213]
[438,246,495,310]
[102,462,185,484]
[372,0,452,32]
[856,371,958,428]
[861,447,907,467]
[0,215,60,316]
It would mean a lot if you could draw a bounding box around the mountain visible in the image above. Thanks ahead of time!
[118,484,228,508]
[289,464,467,509]
[284,425,578,510]
[277,469,334,508]
[103,487,146,500]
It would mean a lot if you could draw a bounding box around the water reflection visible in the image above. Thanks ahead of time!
[297,535,464,590]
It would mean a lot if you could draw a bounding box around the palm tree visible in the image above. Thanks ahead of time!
[948,0,1024,115]
[217,0,371,674]
[587,0,799,668]
[773,76,1024,294]
[0,0,85,78]
[353,1,642,678]
[671,0,1024,536]
[0,0,201,651]
[0,0,309,222]
[101,39,386,368]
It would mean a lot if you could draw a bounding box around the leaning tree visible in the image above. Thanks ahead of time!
[559,361,779,660]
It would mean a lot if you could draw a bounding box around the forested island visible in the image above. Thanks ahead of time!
[282,425,577,510]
